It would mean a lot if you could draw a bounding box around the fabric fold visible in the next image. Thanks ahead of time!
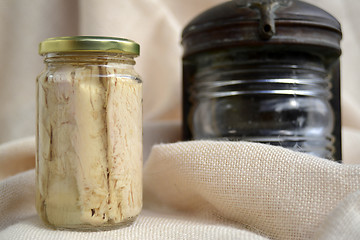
[1,139,360,239]
[0,170,35,231]
[144,141,360,239]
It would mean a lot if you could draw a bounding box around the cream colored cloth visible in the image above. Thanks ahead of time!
[1,0,360,239]
[1,134,360,239]
[144,141,360,239]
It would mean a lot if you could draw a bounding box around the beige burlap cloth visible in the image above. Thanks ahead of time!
[1,137,360,239]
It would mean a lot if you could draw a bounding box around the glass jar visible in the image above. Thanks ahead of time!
[182,0,342,161]
[36,36,143,231]
[184,48,335,159]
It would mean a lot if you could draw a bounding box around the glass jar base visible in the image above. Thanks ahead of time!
[42,215,138,232]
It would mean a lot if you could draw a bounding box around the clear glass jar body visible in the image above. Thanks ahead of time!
[183,48,336,159]
[36,52,143,230]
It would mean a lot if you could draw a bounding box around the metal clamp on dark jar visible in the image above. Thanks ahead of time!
[182,0,342,161]
[36,36,143,230]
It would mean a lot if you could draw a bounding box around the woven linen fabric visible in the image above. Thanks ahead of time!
[144,141,360,239]
[1,138,360,239]
[314,190,360,239]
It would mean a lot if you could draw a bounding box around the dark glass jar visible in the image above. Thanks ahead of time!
[182,0,342,161]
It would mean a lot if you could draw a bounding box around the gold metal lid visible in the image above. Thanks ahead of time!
[39,36,140,56]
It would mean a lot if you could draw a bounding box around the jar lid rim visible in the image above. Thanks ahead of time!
[182,1,341,37]
[39,36,140,56]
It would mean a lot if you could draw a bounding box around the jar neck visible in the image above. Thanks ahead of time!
[43,52,136,66]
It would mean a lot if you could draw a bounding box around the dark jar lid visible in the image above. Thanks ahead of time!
[182,0,342,59]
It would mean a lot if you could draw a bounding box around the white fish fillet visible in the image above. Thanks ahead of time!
[36,64,142,228]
